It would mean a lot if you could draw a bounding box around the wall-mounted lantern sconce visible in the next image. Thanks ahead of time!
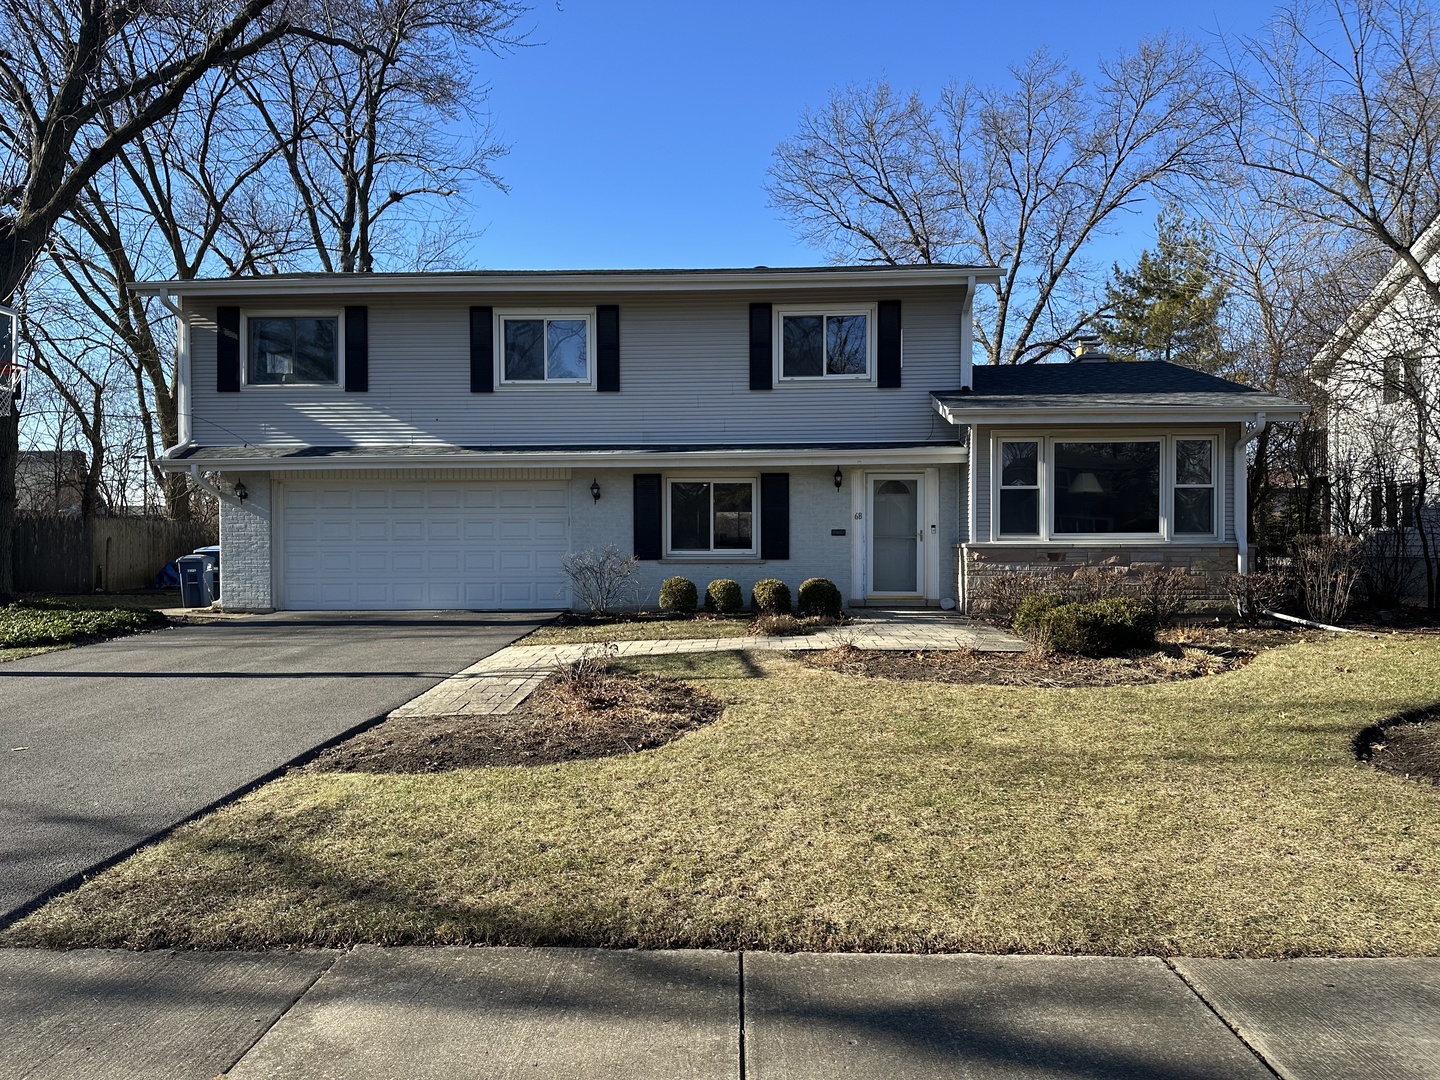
[590,478,602,503]
[233,480,248,502]
[834,468,844,491]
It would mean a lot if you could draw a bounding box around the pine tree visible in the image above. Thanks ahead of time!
[1100,212,1228,371]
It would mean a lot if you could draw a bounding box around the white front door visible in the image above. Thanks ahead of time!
[868,473,923,598]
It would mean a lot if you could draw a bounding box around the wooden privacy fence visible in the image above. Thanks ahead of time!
[13,515,218,594]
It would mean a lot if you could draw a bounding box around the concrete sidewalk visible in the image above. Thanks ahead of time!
[393,609,1027,719]
[3,947,1436,1079]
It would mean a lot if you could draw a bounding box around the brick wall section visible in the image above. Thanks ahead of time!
[963,543,1240,613]
[572,466,858,607]
[218,472,273,611]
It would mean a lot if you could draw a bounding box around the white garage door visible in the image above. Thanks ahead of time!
[279,480,571,610]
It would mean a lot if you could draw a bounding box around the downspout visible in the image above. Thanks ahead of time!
[1236,412,1268,575]
[188,463,227,503]
[960,276,975,391]
[155,292,191,448]
[961,423,976,612]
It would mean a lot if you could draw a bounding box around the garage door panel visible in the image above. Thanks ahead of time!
[281,480,571,611]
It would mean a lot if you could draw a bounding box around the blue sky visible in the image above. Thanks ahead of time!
[469,0,1275,271]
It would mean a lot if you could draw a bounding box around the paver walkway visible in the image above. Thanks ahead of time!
[391,610,1026,719]
[3,947,1436,1079]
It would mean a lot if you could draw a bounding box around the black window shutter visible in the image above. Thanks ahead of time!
[470,306,493,393]
[877,299,902,388]
[344,306,368,391]
[634,474,663,560]
[216,306,240,392]
[760,473,790,560]
[596,305,620,392]
[749,303,772,390]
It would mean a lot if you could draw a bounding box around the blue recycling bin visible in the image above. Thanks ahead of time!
[177,554,211,608]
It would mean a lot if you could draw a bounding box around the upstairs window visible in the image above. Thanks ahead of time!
[246,316,339,385]
[777,307,873,380]
[499,313,593,385]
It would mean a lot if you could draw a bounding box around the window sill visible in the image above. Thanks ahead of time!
[660,556,765,564]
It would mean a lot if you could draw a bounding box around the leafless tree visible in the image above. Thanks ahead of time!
[767,38,1221,363]
[240,0,526,272]
[1219,0,1440,303]
[0,0,352,599]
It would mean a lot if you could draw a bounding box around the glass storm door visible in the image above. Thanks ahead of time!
[870,476,921,595]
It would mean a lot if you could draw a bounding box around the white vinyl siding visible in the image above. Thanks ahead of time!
[185,289,961,447]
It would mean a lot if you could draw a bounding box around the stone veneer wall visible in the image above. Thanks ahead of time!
[964,544,1240,613]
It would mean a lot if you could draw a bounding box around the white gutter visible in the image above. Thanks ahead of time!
[931,400,1308,426]
[1235,413,1268,575]
[155,444,969,473]
[129,266,1006,299]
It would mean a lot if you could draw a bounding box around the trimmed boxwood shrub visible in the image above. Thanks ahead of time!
[750,578,791,613]
[1012,592,1066,640]
[658,576,698,613]
[1026,597,1158,656]
[797,577,843,618]
[704,579,743,614]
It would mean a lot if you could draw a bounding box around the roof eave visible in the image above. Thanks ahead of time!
[155,443,969,472]
[129,266,1004,298]
[930,398,1309,426]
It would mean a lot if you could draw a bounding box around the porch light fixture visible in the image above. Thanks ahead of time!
[590,478,602,503]
[233,480,248,502]
[834,467,844,491]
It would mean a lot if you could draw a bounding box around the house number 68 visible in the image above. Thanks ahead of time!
[854,512,863,520]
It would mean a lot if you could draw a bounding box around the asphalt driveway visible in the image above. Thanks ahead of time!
[0,611,551,924]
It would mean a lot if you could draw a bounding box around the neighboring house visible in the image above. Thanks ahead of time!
[133,266,1307,613]
[1315,223,1440,602]
[15,450,87,515]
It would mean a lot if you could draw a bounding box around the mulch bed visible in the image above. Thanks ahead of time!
[302,670,723,775]
[799,627,1298,688]
[1356,709,1440,785]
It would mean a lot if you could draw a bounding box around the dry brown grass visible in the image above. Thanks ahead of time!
[7,634,1440,957]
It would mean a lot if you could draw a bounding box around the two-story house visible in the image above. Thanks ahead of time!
[134,265,1307,612]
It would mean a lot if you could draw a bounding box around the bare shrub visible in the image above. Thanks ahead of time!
[1136,567,1191,627]
[749,613,841,637]
[1294,534,1362,624]
[1358,527,1417,609]
[974,571,1056,625]
[561,547,639,616]
[1224,571,1290,623]
[556,642,619,689]
[1064,566,1127,603]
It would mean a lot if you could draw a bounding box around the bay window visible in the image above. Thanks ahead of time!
[993,434,1220,540]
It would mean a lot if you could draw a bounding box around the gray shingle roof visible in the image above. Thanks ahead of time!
[933,361,1308,416]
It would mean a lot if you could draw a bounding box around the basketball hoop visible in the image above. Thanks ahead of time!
[0,305,17,418]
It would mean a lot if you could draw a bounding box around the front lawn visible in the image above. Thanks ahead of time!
[0,598,168,652]
[7,634,1440,956]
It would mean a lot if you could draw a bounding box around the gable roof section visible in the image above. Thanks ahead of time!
[931,361,1309,424]
[1312,215,1440,372]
